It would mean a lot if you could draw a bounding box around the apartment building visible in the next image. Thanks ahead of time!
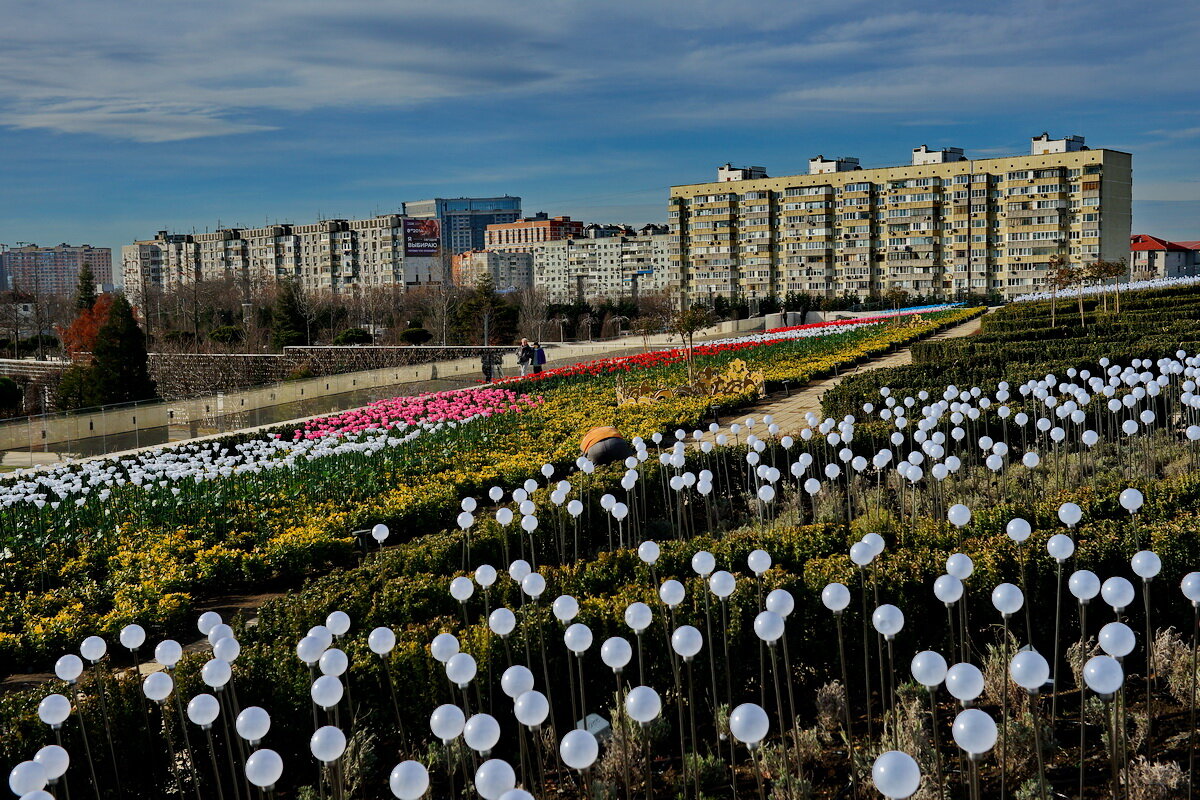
[0,243,112,295]
[485,213,584,252]
[669,134,1133,301]
[122,214,442,305]
[531,225,672,302]
[1129,234,1200,279]
[452,250,534,291]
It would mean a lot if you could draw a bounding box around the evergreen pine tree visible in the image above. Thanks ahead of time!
[270,280,308,350]
[90,294,156,404]
[75,262,97,314]
[54,364,101,410]
[457,273,518,344]
[0,376,22,411]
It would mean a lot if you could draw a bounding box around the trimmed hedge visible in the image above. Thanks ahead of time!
[822,284,1200,419]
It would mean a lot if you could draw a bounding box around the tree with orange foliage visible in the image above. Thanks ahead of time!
[56,293,114,361]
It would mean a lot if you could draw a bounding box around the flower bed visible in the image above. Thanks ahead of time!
[6,303,1200,799]
[3,393,1200,798]
[0,307,979,669]
[290,388,542,440]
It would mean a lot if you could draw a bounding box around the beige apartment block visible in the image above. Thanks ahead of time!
[122,215,442,305]
[452,250,534,290]
[531,226,673,302]
[668,134,1132,302]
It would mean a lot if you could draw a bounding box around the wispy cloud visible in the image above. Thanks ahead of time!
[1,101,275,143]
[1,0,1192,142]
[2,0,1200,248]
[1146,127,1200,142]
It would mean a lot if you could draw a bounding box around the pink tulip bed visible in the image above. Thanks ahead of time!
[290,388,544,440]
[288,304,958,441]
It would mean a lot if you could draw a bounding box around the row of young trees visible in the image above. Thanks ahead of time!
[171,276,686,352]
[1045,256,1130,327]
[25,266,1014,358]
[124,270,999,355]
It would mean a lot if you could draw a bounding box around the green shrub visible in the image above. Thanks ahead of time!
[285,363,316,381]
[333,327,373,345]
[0,376,21,411]
[207,324,244,344]
[400,327,433,345]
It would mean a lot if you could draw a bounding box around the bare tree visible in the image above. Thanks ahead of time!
[606,314,629,338]
[578,312,595,341]
[361,285,399,339]
[41,294,72,350]
[631,316,660,352]
[1088,258,1128,314]
[632,291,672,351]
[668,305,716,383]
[8,274,51,360]
[292,283,324,345]
[0,291,26,358]
[884,287,909,312]
[636,290,674,321]
[412,283,463,345]
[245,284,277,351]
[516,288,549,341]
[549,314,569,343]
[154,276,248,352]
[1069,265,1088,326]
[1046,254,1074,328]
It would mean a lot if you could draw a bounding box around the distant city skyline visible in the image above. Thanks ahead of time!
[2,0,1197,259]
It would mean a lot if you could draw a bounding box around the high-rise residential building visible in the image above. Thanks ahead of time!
[402,196,521,254]
[122,214,443,305]
[717,164,769,182]
[122,233,195,304]
[0,243,112,295]
[485,214,584,252]
[452,251,534,291]
[531,225,672,302]
[668,134,1133,302]
[1129,234,1200,279]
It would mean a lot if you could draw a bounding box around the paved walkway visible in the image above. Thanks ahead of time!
[699,312,987,442]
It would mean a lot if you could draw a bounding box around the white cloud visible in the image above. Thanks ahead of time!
[0,0,1197,142]
[1,101,275,143]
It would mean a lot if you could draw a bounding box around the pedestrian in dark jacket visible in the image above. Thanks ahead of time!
[533,342,546,373]
[481,350,503,383]
[517,338,534,376]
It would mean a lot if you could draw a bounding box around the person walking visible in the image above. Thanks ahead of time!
[533,342,546,374]
[481,350,503,383]
[517,338,534,376]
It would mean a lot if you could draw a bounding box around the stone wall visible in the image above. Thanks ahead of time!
[0,347,516,409]
[148,347,501,400]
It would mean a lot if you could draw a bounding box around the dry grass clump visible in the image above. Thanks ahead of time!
[1123,756,1186,800]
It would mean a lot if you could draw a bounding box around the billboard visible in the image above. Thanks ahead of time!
[404,218,441,257]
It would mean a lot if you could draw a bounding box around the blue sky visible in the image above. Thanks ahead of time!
[2,0,1198,261]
